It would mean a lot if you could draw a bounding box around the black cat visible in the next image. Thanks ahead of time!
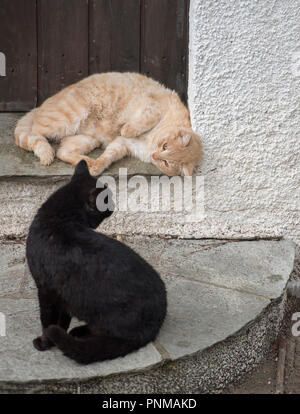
[26,160,167,364]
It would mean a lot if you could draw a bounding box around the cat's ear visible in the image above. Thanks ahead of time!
[182,163,194,176]
[73,160,90,179]
[88,187,102,206]
[180,134,191,147]
[88,184,107,206]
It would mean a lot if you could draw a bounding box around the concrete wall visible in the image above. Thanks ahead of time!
[188,0,300,244]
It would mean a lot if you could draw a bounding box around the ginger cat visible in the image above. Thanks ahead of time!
[15,72,202,176]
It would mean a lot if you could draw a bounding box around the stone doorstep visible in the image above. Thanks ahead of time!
[0,113,161,177]
[0,236,295,388]
[0,112,285,243]
[0,113,296,389]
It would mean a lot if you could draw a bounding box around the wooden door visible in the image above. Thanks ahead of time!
[0,0,189,111]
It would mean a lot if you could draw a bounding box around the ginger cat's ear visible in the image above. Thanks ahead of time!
[73,160,90,179]
[181,134,191,147]
[182,163,194,176]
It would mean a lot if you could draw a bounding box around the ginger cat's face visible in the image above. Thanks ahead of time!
[151,128,202,176]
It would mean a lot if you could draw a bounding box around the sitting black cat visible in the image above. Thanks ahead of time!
[26,160,167,364]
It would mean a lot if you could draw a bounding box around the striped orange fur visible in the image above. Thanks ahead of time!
[14,72,202,176]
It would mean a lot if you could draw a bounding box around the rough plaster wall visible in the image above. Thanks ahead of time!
[188,0,300,244]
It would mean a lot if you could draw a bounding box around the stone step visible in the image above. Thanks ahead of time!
[0,113,160,178]
[0,236,295,393]
[0,113,160,237]
[0,112,280,241]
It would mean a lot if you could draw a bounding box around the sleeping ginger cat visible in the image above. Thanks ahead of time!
[15,72,202,176]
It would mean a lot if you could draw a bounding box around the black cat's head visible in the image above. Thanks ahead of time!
[71,160,114,228]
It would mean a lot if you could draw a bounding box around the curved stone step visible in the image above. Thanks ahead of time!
[0,237,295,393]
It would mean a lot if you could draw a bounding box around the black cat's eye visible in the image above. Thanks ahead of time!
[164,160,169,167]
[163,143,167,150]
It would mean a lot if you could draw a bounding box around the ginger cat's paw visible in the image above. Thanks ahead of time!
[35,142,55,166]
[89,160,106,176]
[121,123,138,138]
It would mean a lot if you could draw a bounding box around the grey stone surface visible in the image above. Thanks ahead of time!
[0,296,286,394]
[0,242,25,297]
[21,262,37,297]
[0,298,162,382]
[0,178,69,237]
[0,171,296,242]
[0,236,295,388]
[0,113,160,177]
[123,237,296,300]
[157,277,268,359]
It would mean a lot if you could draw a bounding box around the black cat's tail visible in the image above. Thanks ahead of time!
[45,325,142,364]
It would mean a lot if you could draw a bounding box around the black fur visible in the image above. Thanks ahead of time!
[26,160,167,364]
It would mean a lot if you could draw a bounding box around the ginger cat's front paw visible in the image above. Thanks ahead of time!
[35,142,55,166]
[89,162,105,176]
[89,157,108,176]
[121,123,138,138]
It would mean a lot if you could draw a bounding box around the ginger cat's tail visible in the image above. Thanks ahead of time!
[45,324,143,364]
[15,110,55,165]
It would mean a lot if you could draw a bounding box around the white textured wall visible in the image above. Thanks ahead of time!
[188,0,300,243]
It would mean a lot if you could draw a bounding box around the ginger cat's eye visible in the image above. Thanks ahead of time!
[163,143,167,150]
[164,160,169,167]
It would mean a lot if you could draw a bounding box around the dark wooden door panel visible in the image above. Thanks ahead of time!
[89,0,140,74]
[0,0,37,111]
[141,0,189,102]
[37,0,89,105]
[0,0,189,110]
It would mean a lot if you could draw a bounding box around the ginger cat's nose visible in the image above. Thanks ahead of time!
[151,152,158,160]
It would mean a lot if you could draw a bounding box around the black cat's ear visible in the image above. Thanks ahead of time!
[73,160,90,179]
[88,184,108,206]
[88,187,103,206]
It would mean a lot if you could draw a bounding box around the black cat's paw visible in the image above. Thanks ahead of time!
[33,336,54,351]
